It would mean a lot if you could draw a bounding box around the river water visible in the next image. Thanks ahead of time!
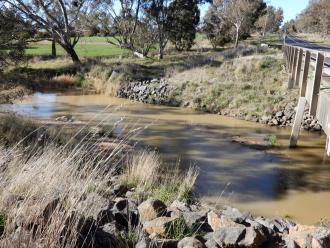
[2,92,330,225]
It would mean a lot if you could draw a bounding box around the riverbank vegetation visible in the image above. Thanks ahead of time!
[0,115,200,246]
[2,0,329,246]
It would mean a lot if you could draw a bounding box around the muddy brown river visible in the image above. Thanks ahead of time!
[2,92,330,225]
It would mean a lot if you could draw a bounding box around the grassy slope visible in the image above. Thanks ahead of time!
[295,33,330,46]
[21,34,295,120]
[26,37,129,57]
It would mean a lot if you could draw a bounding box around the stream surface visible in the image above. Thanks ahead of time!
[2,92,330,225]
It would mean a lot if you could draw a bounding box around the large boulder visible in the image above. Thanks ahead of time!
[138,199,167,223]
[285,224,330,248]
[143,216,179,236]
[213,226,246,247]
[211,225,267,248]
[178,237,206,248]
[255,217,295,234]
[183,211,211,232]
[238,226,267,247]
[207,211,241,232]
[222,207,251,224]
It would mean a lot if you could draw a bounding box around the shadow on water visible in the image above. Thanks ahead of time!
[3,92,330,223]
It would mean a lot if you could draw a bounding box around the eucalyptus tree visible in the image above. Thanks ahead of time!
[1,0,102,63]
[256,6,283,36]
[142,0,170,59]
[104,0,157,58]
[212,0,266,47]
[167,0,200,51]
[0,6,34,69]
[295,0,330,35]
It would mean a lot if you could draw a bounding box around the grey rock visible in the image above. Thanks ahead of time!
[138,199,167,223]
[170,200,191,212]
[255,217,295,234]
[204,238,220,248]
[238,226,267,247]
[178,237,206,248]
[182,211,211,232]
[283,236,300,248]
[222,206,251,224]
[213,226,246,247]
[271,119,279,126]
[312,228,330,247]
[275,111,284,118]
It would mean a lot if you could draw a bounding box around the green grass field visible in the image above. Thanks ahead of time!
[26,37,129,58]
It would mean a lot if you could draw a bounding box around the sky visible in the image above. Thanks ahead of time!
[201,0,310,23]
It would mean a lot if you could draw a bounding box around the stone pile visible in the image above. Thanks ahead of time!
[117,79,322,132]
[260,103,322,131]
[8,181,330,248]
[117,78,177,106]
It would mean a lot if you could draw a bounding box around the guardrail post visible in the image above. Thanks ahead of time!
[290,97,307,147]
[295,49,303,87]
[283,45,288,66]
[309,52,325,116]
[300,50,311,97]
[288,47,293,72]
[291,48,298,81]
[288,47,298,89]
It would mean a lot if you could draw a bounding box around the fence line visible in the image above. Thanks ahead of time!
[283,44,330,156]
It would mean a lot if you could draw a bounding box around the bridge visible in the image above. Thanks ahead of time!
[283,35,330,156]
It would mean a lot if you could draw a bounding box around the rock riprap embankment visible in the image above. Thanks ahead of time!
[117,78,322,131]
[7,182,330,247]
[117,78,178,106]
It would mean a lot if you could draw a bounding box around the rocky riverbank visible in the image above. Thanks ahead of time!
[5,182,330,248]
[117,79,322,132]
[0,116,329,248]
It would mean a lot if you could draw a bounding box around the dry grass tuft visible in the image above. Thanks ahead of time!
[120,150,160,191]
[51,74,80,88]
[0,145,118,247]
[120,151,199,204]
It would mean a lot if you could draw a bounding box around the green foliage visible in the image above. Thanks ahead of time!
[152,181,195,205]
[265,134,277,147]
[165,217,193,240]
[167,0,200,51]
[152,183,180,205]
[0,8,34,69]
[202,7,232,49]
